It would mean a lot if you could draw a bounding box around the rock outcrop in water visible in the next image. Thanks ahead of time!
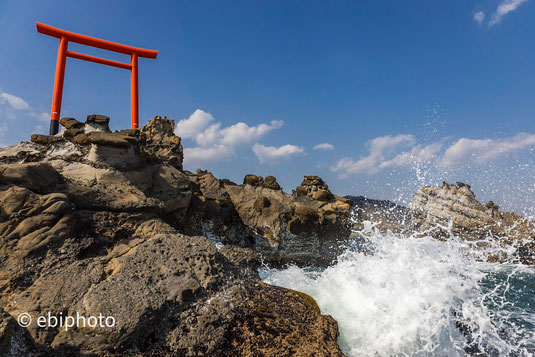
[0,115,347,355]
[410,181,535,264]
[347,182,535,264]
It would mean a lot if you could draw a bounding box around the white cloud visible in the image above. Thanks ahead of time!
[0,91,49,129]
[474,11,485,25]
[313,143,335,151]
[253,143,304,164]
[174,109,214,139]
[29,112,50,122]
[178,109,287,168]
[330,134,415,177]
[194,120,283,147]
[378,141,444,170]
[195,123,222,147]
[489,0,527,26]
[0,91,31,110]
[220,120,283,146]
[330,132,535,178]
[183,145,235,167]
[441,133,535,167]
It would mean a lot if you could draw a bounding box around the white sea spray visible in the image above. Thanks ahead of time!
[261,222,535,356]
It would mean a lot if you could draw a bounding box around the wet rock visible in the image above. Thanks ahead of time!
[166,280,344,356]
[485,200,500,211]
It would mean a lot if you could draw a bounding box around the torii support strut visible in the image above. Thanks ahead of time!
[36,22,158,135]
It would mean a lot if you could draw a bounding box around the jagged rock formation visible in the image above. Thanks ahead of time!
[225,175,352,266]
[410,181,535,264]
[0,115,348,355]
[1,115,351,265]
[183,171,352,266]
[184,169,253,247]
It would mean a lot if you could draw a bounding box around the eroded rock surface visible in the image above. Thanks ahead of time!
[0,115,348,355]
[225,175,352,266]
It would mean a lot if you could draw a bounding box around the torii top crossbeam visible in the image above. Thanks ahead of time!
[36,22,158,135]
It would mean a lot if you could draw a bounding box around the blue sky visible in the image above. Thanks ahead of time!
[1,0,534,215]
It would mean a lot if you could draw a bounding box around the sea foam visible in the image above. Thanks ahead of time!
[261,222,535,356]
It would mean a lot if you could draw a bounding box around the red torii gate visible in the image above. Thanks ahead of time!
[36,22,158,135]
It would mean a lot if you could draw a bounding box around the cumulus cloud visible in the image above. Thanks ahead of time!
[183,145,235,165]
[330,134,415,177]
[178,109,287,168]
[194,120,284,147]
[489,0,527,26]
[175,109,215,139]
[0,92,30,110]
[220,120,283,146]
[0,90,51,138]
[253,143,304,164]
[440,133,535,167]
[313,143,335,151]
[474,11,485,25]
[330,132,535,178]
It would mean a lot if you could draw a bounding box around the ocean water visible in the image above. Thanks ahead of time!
[261,222,535,356]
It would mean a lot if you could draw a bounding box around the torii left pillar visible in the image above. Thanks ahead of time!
[36,22,158,135]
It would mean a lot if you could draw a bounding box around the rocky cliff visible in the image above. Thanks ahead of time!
[0,115,349,355]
